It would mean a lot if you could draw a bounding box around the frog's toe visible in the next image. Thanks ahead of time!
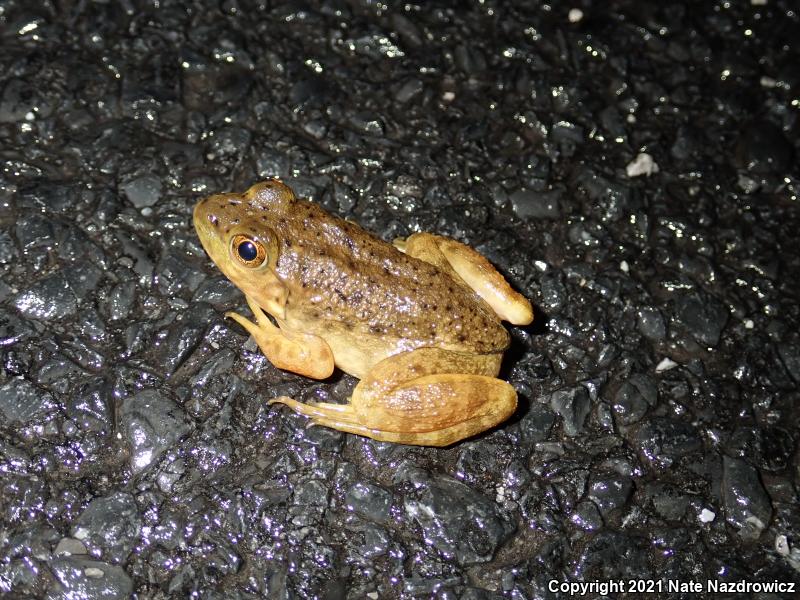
[308,401,350,413]
[268,396,311,413]
[267,395,293,407]
[271,397,383,438]
[269,397,355,420]
[307,417,384,439]
[225,311,259,336]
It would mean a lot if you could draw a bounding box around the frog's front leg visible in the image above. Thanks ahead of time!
[226,295,334,379]
[269,347,516,446]
[395,233,534,325]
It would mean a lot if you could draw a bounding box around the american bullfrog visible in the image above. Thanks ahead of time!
[193,179,533,446]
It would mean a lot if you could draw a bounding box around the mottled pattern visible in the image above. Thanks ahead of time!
[195,183,510,355]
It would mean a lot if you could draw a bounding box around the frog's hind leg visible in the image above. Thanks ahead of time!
[268,397,376,437]
[396,233,533,325]
[226,295,334,379]
[350,373,517,446]
[393,233,462,284]
[270,392,514,447]
[269,347,517,447]
[268,397,352,419]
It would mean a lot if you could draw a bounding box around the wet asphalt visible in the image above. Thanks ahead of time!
[0,1,798,598]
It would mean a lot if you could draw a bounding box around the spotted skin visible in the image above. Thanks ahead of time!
[194,179,533,446]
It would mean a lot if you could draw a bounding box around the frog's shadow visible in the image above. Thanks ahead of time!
[496,303,549,428]
[500,303,548,373]
[453,304,546,446]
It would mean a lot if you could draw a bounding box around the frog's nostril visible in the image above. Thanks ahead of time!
[208,214,218,227]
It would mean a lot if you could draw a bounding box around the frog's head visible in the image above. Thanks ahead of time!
[194,180,294,311]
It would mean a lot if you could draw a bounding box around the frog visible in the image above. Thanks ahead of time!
[193,179,534,446]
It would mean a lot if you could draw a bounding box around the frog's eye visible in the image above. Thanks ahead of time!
[231,234,267,268]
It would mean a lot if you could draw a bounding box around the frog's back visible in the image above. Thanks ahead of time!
[273,199,510,356]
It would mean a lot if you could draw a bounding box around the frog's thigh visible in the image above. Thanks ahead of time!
[272,348,515,446]
[351,372,517,446]
[273,375,516,447]
[394,233,459,278]
[401,233,534,325]
[226,295,334,379]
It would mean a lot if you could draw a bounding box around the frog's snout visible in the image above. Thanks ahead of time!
[193,195,226,260]
[192,197,206,225]
[193,196,225,235]
[194,198,219,227]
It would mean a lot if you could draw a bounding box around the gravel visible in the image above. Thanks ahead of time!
[1,0,798,598]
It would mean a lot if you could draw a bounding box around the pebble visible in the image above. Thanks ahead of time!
[510,188,562,219]
[550,387,591,436]
[674,292,729,347]
[14,272,78,321]
[612,374,657,425]
[402,472,514,565]
[625,152,659,177]
[720,456,772,535]
[635,418,702,468]
[345,482,393,524]
[120,175,162,209]
[0,377,55,424]
[72,493,141,564]
[47,557,133,600]
[118,389,193,474]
